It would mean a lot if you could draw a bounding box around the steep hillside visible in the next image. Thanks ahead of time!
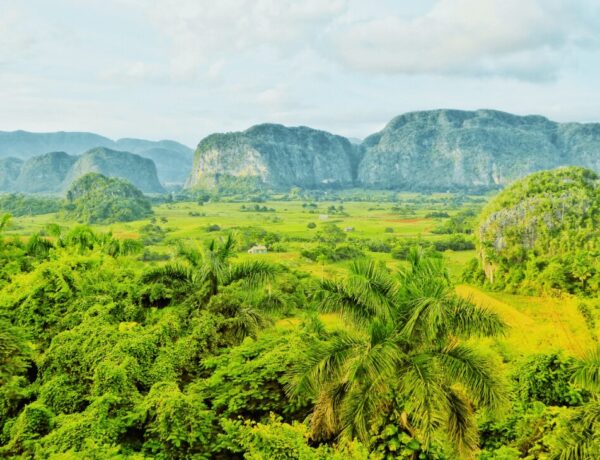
[469,166,600,295]
[64,173,153,223]
[0,131,193,186]
[186,124,358,190]
[63,148,164,193]
[13,152,77,194]
[127,147,192,185]
[0,158,24,191]
[358,109,600,191]
[114,138,193,184]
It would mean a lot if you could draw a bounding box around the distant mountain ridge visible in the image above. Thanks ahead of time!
[2,148,164,194]
[4,110,600,194]
[0,130,193,185]
[185,109,600,192]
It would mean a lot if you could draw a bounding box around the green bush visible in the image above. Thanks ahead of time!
[64,173,152,224]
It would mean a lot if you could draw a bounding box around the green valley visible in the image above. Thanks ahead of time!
[1,174,598,458]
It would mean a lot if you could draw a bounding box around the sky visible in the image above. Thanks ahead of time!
[1,0,600,147]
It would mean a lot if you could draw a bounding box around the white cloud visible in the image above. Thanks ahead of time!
[143,0,348,78]
[331,0,600,80]
[0,5,41,65]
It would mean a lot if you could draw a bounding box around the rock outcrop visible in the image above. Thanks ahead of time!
[186,124,359,189]
[358,109,600,191]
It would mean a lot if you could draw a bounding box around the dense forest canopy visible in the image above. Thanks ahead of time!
[0,167,598,458]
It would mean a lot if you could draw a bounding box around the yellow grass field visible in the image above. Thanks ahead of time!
[456,284,597,360]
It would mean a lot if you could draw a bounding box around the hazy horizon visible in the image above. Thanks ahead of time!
[2,0,600,145]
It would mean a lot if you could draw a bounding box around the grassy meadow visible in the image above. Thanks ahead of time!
[6,197,597,361]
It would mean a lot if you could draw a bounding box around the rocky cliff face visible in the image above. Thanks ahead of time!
[185,111,600,192]
[358,109,600,191]
[186,124,358,189]
[63,148,165,193]
[13,152,77,193]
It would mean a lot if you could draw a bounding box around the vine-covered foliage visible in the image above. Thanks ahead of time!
[469,167,600,295]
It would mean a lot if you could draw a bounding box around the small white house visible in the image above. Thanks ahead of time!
[248,245,268,254]
[344,227,355,232]
[319,214,329,221]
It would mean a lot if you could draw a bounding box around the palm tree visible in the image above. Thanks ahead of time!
[290,249,506,456]
[552,345,600,459]
[142,234,279,303]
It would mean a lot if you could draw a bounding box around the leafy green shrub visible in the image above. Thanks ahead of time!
[514,353,587,407]
[431,209,478,234]
[139,224,166,245]
[64,173,152,224]
[425,211,450,218]
[432,234,475,251]
[301,243,364,263]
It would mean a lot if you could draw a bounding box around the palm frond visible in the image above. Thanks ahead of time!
[176,242,202,267]
[398,279,452,341]
[309,381,349,441]
[141,263,194,286]
[448,295,507,338]
[340,374,390,442]
[572,344,600,392]
[25,233,54,258]
[398,247,450,285]
[288,328,367,399]
[216,233,237,261]
[221,305,271,342]
[548,397,600,460]
[224,260,279,288]
[443,386,478,455]
[399,352,446,448]
[435,342,506,411]
[318,273,395,327]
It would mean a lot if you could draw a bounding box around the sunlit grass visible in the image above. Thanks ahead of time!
[457,284,597,360]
